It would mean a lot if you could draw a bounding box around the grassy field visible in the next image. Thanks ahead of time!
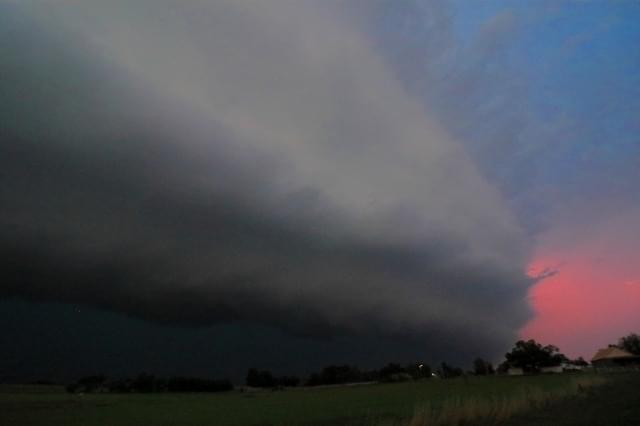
[498,372,640,426]
[0,373,637,426]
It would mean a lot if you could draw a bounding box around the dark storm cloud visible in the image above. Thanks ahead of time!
[1,1,531,359]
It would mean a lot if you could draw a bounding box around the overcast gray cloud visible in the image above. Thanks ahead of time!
[0,1,531,360]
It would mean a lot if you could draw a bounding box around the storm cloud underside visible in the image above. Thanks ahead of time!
[0,1,531,359]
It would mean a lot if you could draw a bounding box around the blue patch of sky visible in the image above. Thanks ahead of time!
[370,0,638,232]
[451,1,639,204]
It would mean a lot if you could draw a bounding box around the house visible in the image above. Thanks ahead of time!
[591,347,640,368]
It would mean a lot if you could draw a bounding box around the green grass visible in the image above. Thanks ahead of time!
[0,373,636,426]
[394,374,608,426]
[498,372,640,426]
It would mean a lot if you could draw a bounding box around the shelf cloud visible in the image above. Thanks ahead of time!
[1,1,531,359]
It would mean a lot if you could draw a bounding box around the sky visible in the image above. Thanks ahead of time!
[1,1,638,382]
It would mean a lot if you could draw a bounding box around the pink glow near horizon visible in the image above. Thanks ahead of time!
[521,212,640,360]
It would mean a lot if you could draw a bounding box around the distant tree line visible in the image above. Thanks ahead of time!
[67,334,640,394]
[304,365,375,386]
[66,374,232,394]
[66,360,472,394]
[246,362,441,389]
[245,368,301,388]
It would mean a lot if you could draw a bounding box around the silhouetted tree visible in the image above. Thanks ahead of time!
[305,364,381,386]
[473,358,494,375]
[277,376,300,387]
[439,362,463,378]
[305,373,322,386]
[618,333,640,355]
[69,375,107,393]
[246,368,276,388]
[405,363,432,379]
[69,374,232,394]
[132,373,158,393]
[571,357,589,367]
[319,365,363,384]
[167,377,233,392]
[496,360,510,374]
[377,363,413,382]
[107,378,133,393]
[379,363,404,379]
[504,340,568,373]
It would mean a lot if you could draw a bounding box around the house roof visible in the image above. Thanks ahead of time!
[591,347,635,362]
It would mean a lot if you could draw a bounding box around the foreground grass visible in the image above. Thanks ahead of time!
[0,373,635,426]
[498,372,640,426]
[391,375,607,426]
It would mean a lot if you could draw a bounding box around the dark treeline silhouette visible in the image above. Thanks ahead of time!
[66,362,455,393]
[65,338,599,394]
[247,362,436,388]
[245,368,301,388]
[66,373,232,394]
[305,365,373,386]
[473,358,495,376]
[438,362,464,378]
[572,357,589,367]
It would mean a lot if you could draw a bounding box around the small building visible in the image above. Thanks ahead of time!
[591,347,640,368]
[507,367,524,376]
[561,362,586,372]
[540,365,563,374]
